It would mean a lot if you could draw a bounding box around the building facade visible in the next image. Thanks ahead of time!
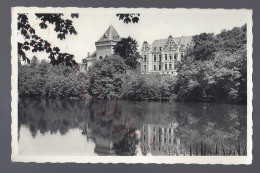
[140,35,193,75]
[82,24,121,71]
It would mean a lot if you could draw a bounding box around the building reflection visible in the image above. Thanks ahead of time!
[79,121,181,156]
[140,123,181,156]
[79,122,115,155]
[94,136,115,155]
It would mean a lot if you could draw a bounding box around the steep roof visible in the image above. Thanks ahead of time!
[151,36,192,49]
[97,24,121,42]
[152,39,168,48]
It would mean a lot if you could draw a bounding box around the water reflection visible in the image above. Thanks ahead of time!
[18,98,247,156]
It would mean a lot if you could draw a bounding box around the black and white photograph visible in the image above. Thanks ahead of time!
[11,7,253,164]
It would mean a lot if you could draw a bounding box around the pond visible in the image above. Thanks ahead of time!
[18,98,247,156]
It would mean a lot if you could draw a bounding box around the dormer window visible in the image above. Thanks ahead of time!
[113,35,119,39]
[103,33,108,38]
[142,41,150,52]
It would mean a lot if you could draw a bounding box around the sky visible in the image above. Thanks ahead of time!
[19,8,251,63]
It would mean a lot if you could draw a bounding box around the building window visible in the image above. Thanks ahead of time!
[164,127,167,134]
[169,138,171,144]
[99,56,103,59]
[174,53,178,60]
[154,65,156,71]
[169,63,172,70]
[164,137,167,143]
[165,54,167,61]
[144,55,146,62]
[154,55,156,61]
[159,64,161,70]
[159,136,161,143]
[181,53,184,58]
[165,63,167,70]
[174,138,176,144]
[159,54,162,61]
[144,65,146,71]
[169,54,172,60]
[153,136,155,142]
[174,62,177,70]
[169,128,171,134]
[153,126,156,132]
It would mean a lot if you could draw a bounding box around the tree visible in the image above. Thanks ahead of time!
[18,13,78,65]
[88,55,127,100]
[113,37,140,69]
[216,24,247,53]
[190,33,216,61]
[174,24,247,104]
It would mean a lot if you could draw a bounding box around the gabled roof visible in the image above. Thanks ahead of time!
[97,24,121,42]
[151,36,192,49]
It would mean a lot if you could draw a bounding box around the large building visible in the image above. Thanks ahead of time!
[82,24,121,71]
[140,35,193,75]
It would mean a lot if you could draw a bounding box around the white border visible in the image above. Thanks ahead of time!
[11,7,253,164]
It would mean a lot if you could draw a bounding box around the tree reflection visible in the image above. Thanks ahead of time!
[113,129,140,156]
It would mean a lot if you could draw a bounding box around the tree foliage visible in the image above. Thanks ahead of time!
[113,129,139,156]
[190,33,216,61]
[88,55,127,100]
[113,36,140,69]
[116,13,140,24]
[121,72,176,101]
[175,24,247,104]
[18,13,78,65]
[18,56,88,98]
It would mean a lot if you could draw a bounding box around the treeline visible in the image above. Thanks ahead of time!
[175,24,247,104]
[18,56,90,98]
[19,24,247,104]
[18,55,177,101]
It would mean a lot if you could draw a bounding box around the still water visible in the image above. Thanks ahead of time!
[18,98,247,156]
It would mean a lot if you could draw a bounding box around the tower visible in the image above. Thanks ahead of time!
[95,24,121,60]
